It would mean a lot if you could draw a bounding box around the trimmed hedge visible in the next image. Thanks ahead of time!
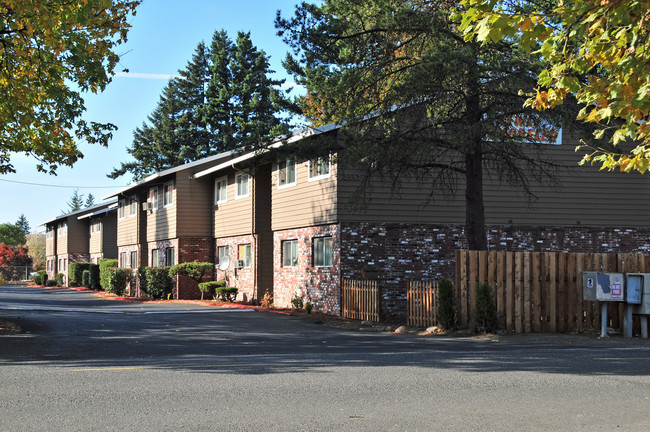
[144,267,172,300]
[99,259,118,291]
[215,286,238,302]
[69,262,92,287]
[197,280,226,300]
[103,268,131,296]
[88,264,100,290]
[37,270,47,285]
[55,273,64,286]
[82,270,91,288]
[46,279,57,287]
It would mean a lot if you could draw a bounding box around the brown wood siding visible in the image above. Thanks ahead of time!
[117,208,139,247]
[66,217,89,254]
[146,182,177,242]
[45,225,56,256]
[214,170,253,237]
[101,213,118,258]
[176,174,213,238]
[254,164,273,299]
[338,135,650,227]
[271,157,338,231]
[89,221,101,254]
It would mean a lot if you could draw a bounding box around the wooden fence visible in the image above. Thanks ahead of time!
[455,250,650,333]
[407,281,438,327]
[342,279,381,322]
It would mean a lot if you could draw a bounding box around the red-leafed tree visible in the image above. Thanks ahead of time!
[0,244,31,267]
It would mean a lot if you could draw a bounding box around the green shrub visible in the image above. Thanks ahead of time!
[291,294,304,310]
[103,268,131,296]
[197,280,226,300]
[69,262,92,287]
[215,286,238,302]
[169,262,213,283]
[30,274,40,285]
[82,270,91,288]
[144,267,172,300]
[99,259,118,291]
[437,278,458,331]
[38,270,47,286]
[137,266,148,295]
[474,282,498,334]
[88,264,100,290]
[46,279,57,287]
[55,273,64,286]
[304,302,313,314]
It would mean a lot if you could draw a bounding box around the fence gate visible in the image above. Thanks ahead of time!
[407,281,438,327]
[342,279,381,322]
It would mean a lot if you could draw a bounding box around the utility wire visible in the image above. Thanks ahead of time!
[0,178,127,189]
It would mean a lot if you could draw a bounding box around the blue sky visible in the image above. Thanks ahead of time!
[1,0,302,232]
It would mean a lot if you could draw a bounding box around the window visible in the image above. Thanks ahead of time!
[151,249,160,267]
[217,246,229,265]
[282,240,298,267]
[163,181,174,207]
[58,222,67,237]
[238,244,252,268]
[166,247,175,266]
[118,199,126,219]
[90,220,101,235]
[313,236,333,267]
[309,155,330,180]
[129,197,137,217]
[149,187,159,211]
[120,252,127,268]
[214,176,228,204]
[278,159,296,188]
[130,251,138,269]
[235,173,249,199]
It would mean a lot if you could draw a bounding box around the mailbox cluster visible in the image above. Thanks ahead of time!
[582,272,650,338]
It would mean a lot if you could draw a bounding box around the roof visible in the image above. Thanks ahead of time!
[101,149,236,200]
[77,203,118,220]
[39,199,118,226]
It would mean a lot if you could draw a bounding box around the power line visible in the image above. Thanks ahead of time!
[0,178,126,189]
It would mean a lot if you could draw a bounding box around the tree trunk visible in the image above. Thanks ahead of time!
[465,147,487,250]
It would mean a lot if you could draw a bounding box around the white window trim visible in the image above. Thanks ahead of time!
[214,176,228,205]
[129,196,137,217]
[163,181,174,208]
[149,187,159,212]
[308,156,331,182]
[118,199,126,219]
[235,173,250,200]
[277,159,297,189]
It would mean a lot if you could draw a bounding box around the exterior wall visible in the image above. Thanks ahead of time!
[213,168,253,237]
[89,253,104,263]
[178,237,214,263]
[147,238,178,267]
[66,217,90,254]
[117,195,140,246]
[273,224,341,315]
[45,225,56,256]
[215,234,256,303]
[176,175,213,238]
[146,181,177,242]
[340,222,650,318]
[271,156,338,231]
[55,252,90,286]
[117,245,140,268]
[101,213,118,258]
[337,135,650,228]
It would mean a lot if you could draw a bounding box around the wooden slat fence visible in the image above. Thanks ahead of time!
[342,279,381,322]
[407,281,438,327]
[455,250,650,333]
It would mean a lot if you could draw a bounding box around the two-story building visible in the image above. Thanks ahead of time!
[42,201,118,284]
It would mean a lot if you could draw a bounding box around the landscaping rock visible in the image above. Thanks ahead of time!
[426,326,438,333]
[360,320,373,327]
[394,325,408,334]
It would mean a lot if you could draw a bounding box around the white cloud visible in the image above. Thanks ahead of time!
[114,72,180,80]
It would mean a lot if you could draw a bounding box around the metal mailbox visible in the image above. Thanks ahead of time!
[582,272,625,302]
[626,273,650,314]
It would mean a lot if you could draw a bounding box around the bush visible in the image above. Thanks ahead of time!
[215,286,238,302]
[82,270,91,288]
[260,290,273,308]
[88,264,100,290]
[474,282,498,334]
[103,268,131,296]
[30,273,41,285]
[291,294,304,310]
[99,259,118,291]
[46,279,57,287]
[137,266,148,294]
[38,270,47,286]
[437,278,458,331]
[68,262,92,287]
[197,280,226,300]
[144,267,172,300]
[169,262,213,283]
[304,302,313,314]
[55,273,64,286]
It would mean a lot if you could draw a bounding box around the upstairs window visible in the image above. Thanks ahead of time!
[129,197,137,217]
[149,187,159,211]
[235,173,249,199]
[118,199,126,219]
[214,176,228,204]
[163,181,174,207]
[278,159,296,188]
[309,155,331,181]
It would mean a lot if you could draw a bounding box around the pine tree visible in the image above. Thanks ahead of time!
[85,193,96,208]
[15,214,30,235]
[65,189,85,213]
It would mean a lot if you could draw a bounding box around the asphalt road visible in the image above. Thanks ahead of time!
[1,283,649,431]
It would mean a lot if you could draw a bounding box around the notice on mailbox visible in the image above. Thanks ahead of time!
[611,282,623,300]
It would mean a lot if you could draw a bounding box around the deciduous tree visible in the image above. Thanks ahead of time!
[0,223,25,246]
[460,0,650,173]
[25,233,45,270]
[0,0,140,174]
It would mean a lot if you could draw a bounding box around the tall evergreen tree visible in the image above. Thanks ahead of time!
[15,214,30,235]
[276,0,586,250]
[85,193,96,208]
[110,29,292,181]
[65,189,85,213]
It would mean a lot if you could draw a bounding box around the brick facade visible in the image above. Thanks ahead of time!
[340,222,650,318]
[54,253,90,286]
[178,237,214,263]
[273,224,341,315]
[215,234,256,302]
[147,239,178,267]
